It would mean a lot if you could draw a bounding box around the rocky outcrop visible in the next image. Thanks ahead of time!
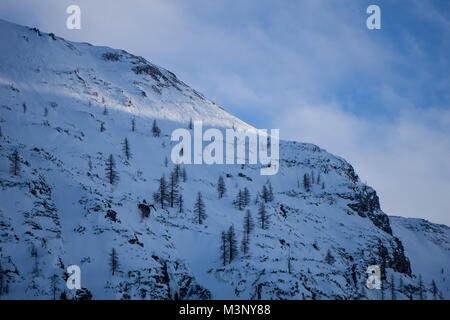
[347,186,392,235]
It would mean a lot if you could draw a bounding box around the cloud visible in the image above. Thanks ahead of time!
[277,103,450,225]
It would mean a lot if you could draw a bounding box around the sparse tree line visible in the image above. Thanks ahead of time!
[0,262,10,297]
[375,272,444,300]
[232,187,250,210]
[9,102,207,227]
[5,108,195,221]
[97,105,164,137]
[152,163,187,213]
[4,149,447,300]
[8,149,21,176]
[22,93,195,136]
[17,100,211,227]
[230,180,274,211]
[0,246,121,299]
[3,245,443,299]
[221,225,238,265]
[8,102,446,300]
[298,171,325,192]
[219,178,275,265]
[101,110,164,138]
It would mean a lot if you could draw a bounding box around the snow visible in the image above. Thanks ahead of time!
[390,216,449,297]
[0,19,448,300]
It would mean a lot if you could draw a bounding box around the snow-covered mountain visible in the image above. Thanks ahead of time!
[0,19,448,300]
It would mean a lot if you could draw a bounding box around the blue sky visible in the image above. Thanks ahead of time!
[1,0,449,224]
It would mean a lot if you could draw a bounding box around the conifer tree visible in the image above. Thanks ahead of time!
[287,245,292,274]
[122,138,132,161]
[303,173,310,192]
[399,277,404,297]
[431,280,438,300]
[258,202,269,230]
[50,274,59,300]
[131,118,136,132]
[390,274,396,300]
[227,225,237,262]
[0,263,4,297]
[233,190,244,211]
[243,187,250,206]
[267,182,274,202]
[168,171,179,208]
[173,163,181,184]
[254,192,260,205]
[105,154,119,185]
[178,194,184,213]
[418,274,424,300]
[109,248,119,275]
[241,231,249,256]
[152,119,161,137]
[194,192,206,224]
[261,185,269,203]
[153,175,169,209]
[244,209,254,236]
[9,149,21,176]
[181,167,187,182]
[217,176,226,199]
[241,210,254,256]
[31,245,39,275]
[220,231,228,266]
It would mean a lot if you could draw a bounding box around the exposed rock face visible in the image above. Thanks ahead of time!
[138,203,151,219]
[105,209,118,223]
[347,186,392,235]
[391,237,412,275]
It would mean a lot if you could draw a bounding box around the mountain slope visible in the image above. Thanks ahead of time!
[0,19,448,300]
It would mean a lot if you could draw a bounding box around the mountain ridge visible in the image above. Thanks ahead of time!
[0,19,448,300]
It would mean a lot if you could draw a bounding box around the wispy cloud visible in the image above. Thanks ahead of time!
[277,102,450,224]
[0,0,449,224]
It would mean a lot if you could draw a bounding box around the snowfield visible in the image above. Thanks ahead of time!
[0,19,448,300]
